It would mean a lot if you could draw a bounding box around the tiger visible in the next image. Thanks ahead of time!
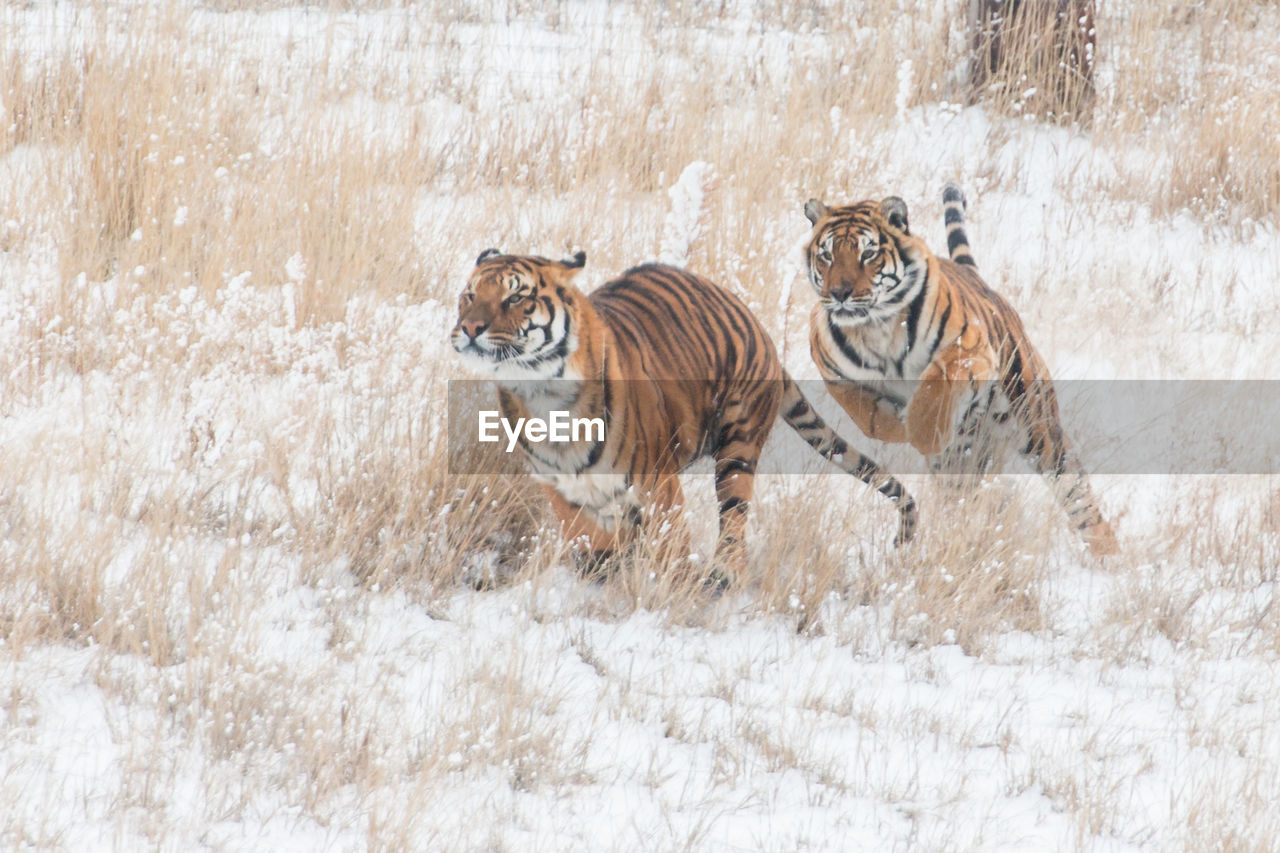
[801,184,1118,556]
[451,249,918,586]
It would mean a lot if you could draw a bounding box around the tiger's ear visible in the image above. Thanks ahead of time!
[475,248,502,265]
[552,250,586,283]
[880,197,910,234]
[804,199,829,225]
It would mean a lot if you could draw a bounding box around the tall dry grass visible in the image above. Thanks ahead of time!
[1,0,1276,653]
[1100,1,1280,224]
[1,1,1278,847]
[1,0,1275,649]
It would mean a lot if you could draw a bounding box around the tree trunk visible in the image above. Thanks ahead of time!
[968,0,1097,123]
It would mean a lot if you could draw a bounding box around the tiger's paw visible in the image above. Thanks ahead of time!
[576,549,620,583]
[1082,522,1119,558]
[894,498,919,547]
[702,567,733,597]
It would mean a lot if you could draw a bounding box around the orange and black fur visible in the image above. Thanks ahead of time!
[802,186,1117,556]
[452,249,917,584]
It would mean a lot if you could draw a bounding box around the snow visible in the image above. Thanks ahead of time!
[658,161,717,268]
[2,0,1279,850]
[7,573,1278,848]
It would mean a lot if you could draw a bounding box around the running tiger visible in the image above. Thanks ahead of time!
[452,249,917,584]
[801,185,1117,556]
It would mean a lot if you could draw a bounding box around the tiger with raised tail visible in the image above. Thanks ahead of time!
[452,249,917,585]
[801,184,1117,556]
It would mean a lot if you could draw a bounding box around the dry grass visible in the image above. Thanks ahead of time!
[1,0,1278,849]
[1100,1,1280,224]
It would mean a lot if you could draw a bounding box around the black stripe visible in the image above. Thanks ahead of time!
[784,397,810,420]
[929,294,952,355]
[828,322,866,369]
[902,280,928,354]
[581,437,605,471]
[716,425,753,449]
[715,458,755,475]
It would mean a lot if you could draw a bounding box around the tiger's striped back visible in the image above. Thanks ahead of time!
[591,263,778,382]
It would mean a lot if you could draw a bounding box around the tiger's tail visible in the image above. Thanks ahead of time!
[779,375,918,545]
[942,183,977,268]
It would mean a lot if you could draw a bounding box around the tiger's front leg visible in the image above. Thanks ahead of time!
[906,345,996,458]
[1018,429,1120,558]
[824,380,909,444]
[542,484,631,577]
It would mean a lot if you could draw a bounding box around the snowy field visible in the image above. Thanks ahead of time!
[2,1,1279,849]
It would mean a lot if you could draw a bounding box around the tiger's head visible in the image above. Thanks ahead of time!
[452,248,587,380]
[803,196,928,327]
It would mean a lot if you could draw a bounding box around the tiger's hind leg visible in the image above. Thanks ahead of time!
[708,453,758,592]
[709,398,774,590]
[926,411,1008,540]
[928,380,1016,491]
[1019,424,1118,557]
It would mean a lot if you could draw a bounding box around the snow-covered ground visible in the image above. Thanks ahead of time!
[2,1,1278,849]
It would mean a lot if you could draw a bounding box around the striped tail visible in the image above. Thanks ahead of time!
[942,183,977,268]
[779,376,918,546]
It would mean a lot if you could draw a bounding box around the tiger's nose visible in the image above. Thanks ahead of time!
[458,319,488,340]
[830,282,854,302]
